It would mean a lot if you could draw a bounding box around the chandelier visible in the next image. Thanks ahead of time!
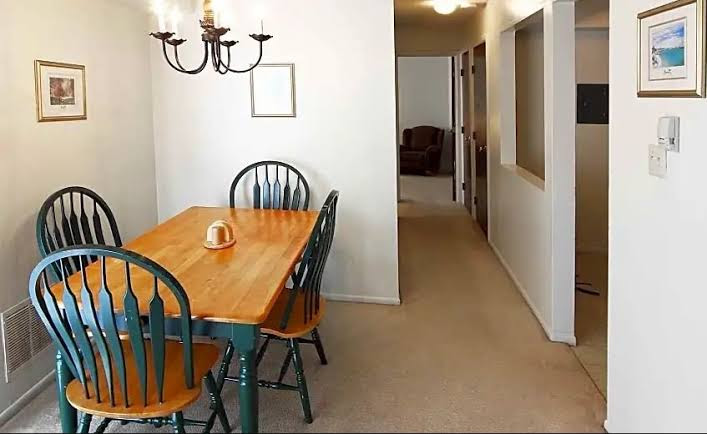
[150,0,272,75]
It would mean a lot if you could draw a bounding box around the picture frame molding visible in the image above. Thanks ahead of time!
[34,60,87,122]
[637,0,706,97]
[250,63,297,118]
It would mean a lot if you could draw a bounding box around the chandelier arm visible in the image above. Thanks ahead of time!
[219,41,264,74]
[217,44,233,70]
[214,45,232,75]
[162,40,210,75]
[173,45,188,71]
[214,40,230,74]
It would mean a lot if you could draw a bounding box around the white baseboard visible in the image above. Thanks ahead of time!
[489,241,576,346]
[322,293,401,306]
[0,370,54,427]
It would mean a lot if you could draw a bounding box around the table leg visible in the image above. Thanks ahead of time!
[232,324,260,433]
[56,350,77,433]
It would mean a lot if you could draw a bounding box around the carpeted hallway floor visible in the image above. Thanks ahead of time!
[1,194,606,433]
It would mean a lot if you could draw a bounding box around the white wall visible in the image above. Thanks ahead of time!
[464,0,576,344]
[607,0,707,431]
[151,0,400,304]
[515,13,546,180]
[397,56,452,142]
[576,0,609,29]
[395,22,470,56]
[0,0,157,416]
[576,28,609,253]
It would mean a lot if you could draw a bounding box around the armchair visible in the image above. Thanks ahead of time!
[400,126,445,175]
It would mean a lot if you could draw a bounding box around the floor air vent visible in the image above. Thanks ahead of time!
[1,299,51,383]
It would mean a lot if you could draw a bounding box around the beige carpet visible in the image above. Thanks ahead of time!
[1,198,606,432]
[574,252,609,398]
[400,175,454,205]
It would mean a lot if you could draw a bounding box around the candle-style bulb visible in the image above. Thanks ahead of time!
[158,14,166,32]
[170,7,180,35]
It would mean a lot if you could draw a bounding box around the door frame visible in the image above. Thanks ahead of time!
[453,53,465,204]
[471,41,489,233]
[395,55,465,205]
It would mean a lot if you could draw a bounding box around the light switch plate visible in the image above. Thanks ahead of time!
[649,144,667,178]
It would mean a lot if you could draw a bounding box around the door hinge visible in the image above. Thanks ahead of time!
[461,68,465,77]
[462,182,466,191]
[471,65,476,74]
[472,131,477,140]
[473,196,478,205]
[461,126,465,134]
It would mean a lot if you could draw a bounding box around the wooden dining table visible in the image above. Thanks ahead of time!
[52,206,319,434]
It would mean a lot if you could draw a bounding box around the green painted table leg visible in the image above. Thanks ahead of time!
[56,351,77,433]
[232,324,260,433]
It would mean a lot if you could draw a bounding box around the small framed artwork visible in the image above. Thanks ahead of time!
[637,0,706,97]
[34,60,87,122]
[250,64,296,117]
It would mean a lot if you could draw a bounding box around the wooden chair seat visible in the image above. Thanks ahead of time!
[261,290,326,338]
[67,340,219,419]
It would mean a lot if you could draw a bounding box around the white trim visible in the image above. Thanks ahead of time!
[322,293,401,306]
[0,370,54,427]
[489,240,577,346]
[604,419,611,432]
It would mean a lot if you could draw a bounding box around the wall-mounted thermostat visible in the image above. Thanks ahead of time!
[658,116,680,152]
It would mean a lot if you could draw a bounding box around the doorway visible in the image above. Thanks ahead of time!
[572,0,610,399]
[472,43,488,236]
[397,56,458,206]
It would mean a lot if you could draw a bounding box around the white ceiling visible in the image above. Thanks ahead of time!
[117,0,484,28]
[115,0,150,11]
[394,0,483,26]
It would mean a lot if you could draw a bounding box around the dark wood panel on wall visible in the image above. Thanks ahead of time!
[577,84,609,125]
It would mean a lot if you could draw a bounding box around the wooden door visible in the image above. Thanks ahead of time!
[473,43,488,236]
[462,52,473,214]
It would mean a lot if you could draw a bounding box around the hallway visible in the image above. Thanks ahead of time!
[2,200,605,433]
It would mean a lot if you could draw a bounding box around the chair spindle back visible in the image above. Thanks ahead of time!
[29,245,194,408]
[36,186,122,278]
[229,161,310,211]
[281,190,339,330]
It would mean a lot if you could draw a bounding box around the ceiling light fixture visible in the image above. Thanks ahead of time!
[430,0,483,15]
[433,0,459,15]
[150,0,272,75]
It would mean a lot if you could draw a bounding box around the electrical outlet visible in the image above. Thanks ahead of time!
[649,144,667,178]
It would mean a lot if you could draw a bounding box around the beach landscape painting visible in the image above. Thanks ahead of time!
[649,18,687,80]
[638,0,705,97]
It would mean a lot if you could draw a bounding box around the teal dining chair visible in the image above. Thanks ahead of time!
[218,190,339,423]
[36,186,122,277]
[229,160,310,211]
[29,245,230,433]
[225,161,327,372]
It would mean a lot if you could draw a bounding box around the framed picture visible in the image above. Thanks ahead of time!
[34,60,87,122]
[250,64,296,117]
[638,0,706,97]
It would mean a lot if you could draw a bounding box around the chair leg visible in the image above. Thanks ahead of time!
[217,340,236,393]
[172,412,186,434]
[94,418,112,433]
[311,328,328,365]
[277,346,293,384]
[205,371,231,433]
[256,335,271,366]
[77,413,92,434]
[290,339,313,424]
